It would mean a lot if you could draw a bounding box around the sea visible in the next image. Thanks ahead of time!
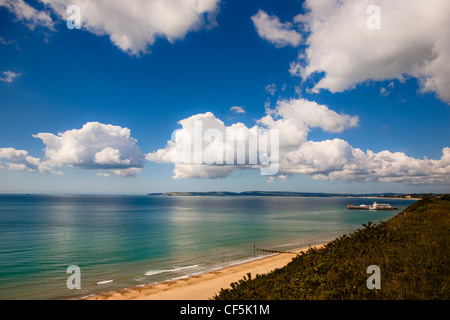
[0,194,416,300]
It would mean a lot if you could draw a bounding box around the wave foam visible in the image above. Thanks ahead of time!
[145,264,199,276]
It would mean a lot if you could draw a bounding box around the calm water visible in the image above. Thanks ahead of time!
[0,195,415,300]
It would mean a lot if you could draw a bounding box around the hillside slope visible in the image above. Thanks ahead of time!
[214,196,450,300]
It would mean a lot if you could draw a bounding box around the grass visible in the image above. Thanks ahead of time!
[213,195,450,300]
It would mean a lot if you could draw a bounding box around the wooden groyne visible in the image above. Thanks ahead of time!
[253,244,296,254]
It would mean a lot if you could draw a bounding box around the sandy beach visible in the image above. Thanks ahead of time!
[84,243,327,300]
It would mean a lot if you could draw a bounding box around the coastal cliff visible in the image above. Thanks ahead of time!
[214,195,450,300]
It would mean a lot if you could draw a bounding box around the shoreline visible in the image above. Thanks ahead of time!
[82,242,328,300]
[345,196,421,201]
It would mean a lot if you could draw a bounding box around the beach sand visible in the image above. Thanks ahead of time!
[85,243,327,300]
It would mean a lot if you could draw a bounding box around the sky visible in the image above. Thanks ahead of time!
[0,0,449,195]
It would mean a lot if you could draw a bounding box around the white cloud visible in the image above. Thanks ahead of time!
[145,112,280,179]
[94,147,131,166]
[266,100,448,184]
[146,98,359,179]
[291,0,450,102]
[0,71,21,83]
[1,122,145,176]
[171,163,235,180]
[0,0,54,29]
[265,83,277,95]
[251,9,301,48]
[280,139,450,184]
[1,106,448,185]
[39,0,221,55]
[230,106,245,114]
[0,37,14,45]
[97,172,110,177]
[259,98,359,151]
[380,82,395,97]
[267,174,288,183]
[33,122,145,176]
[109,167,144,177]
[146,112,245,179]
[146,98,449,185]
[0,147,60,174]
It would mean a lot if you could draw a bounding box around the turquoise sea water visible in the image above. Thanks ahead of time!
[0,195,415,300]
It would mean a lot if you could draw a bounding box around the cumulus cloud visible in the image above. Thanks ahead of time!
[259,98,359,151]
[0,37,15,45]
[38,0,221,55]
[263,99,448,184]
[146,99,358,179]
[230,106,245,114]
[146,98,449,185]
[0,122,145,177]
[33,122,145,176]
[2,0,220,55]
[0,147,60,174]
[290,0,450,102]
[145,111,283,178]
[0,71,21,83]
[251,9,302,48]
[0,0,54,29]
[281,139,450,184]
[94,147,131,166]
[146,112,251,179]
[1,109,448,185]
[265,83,277,95]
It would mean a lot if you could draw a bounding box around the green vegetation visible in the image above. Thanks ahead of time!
[214,195,450,300]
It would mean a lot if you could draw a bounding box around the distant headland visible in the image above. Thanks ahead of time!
[147,191,430,199]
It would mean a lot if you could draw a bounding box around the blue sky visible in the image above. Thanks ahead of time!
[0,0,449,194]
